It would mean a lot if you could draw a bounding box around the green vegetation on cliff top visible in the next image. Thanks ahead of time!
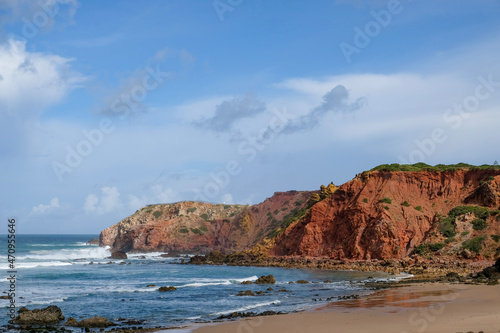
[370,162,500,172]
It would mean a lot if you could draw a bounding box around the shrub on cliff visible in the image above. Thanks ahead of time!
[471,218,488,230]
[379,197,392,204]
[462,236,486,253]
[413,243,445,255]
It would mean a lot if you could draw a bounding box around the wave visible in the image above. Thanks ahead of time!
[22,297,69,306]
[0,262,73,269]
[177,276,258,288]
[211,300,281,316]
[16,246,111,261]
[126,252,171,260]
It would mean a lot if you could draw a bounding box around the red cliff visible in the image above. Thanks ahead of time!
[271,169,500,259]
[99,165,500,260]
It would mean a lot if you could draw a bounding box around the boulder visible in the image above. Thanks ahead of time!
[158,286,177,292]
[110,251,127,259]
[12,305,65,325]
[255,275,276,284]
[296,280,310,284]
[65,317,78,326]
[240,280,253,285]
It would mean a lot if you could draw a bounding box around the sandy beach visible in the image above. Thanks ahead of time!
[194,283,500,333]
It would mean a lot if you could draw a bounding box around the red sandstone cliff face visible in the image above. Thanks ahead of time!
[271,170,500,259]
[99,191,311,253]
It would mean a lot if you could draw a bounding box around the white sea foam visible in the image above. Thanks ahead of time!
[211,300,281,316]
[177,276,258,288]
[0,262,73,269]
[127,252,170,260]
[17,246,111,261]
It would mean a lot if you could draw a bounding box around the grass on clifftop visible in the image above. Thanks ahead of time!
[370,162,500,172]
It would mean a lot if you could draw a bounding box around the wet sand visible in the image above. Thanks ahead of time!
[194,283,500,333]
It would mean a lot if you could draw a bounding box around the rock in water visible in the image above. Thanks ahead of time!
[158,286,177,292]
[12,305,65,325]
[86,238,99,245]
[65,316,115,328]
[110,251,127,259]
[255,275,276,284]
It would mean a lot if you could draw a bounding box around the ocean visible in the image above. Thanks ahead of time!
[1,234,402,331]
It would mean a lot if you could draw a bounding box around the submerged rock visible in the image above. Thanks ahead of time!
[12,305,65,325]
[158,286,177,292]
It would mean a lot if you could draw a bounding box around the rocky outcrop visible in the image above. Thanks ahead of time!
[100,166,500,261]
[12,306,65,325]
[86,238,99,245]
[271,169,500,259]
[99,191,311,253]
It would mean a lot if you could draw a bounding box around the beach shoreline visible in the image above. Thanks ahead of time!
[193,282,500,333]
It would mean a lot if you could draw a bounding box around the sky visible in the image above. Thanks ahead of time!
[1,0,500,234]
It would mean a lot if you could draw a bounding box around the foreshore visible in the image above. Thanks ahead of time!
[193,283,500,333]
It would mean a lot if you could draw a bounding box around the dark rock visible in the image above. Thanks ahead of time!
[110,251,127,259]
[66,316,115,328]
[445,272,460,282]
[255,275,276,284]
[12,305,65,325]
[296,280,309,284]
[236,290,255,296]
[146,284,156,287]
[240,280,253,285]
[65,317,78,326]
[86,238,99,245]
[189,255,206,264]
[158,286,177,292]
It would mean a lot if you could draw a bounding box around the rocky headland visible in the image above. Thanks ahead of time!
[99,163,500,276]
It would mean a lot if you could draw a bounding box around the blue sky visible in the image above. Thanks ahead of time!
[1,0,500,234]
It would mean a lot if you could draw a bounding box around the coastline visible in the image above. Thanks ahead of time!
[193,282,500,333]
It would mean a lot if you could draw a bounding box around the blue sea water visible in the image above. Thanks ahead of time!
[1,235,403,331]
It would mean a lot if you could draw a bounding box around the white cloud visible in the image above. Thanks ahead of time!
[128,194,147,211]
[32,197,59,214]
[84,187,122,214]
[0,38,86,118]
[221,193,233,204]
[152,184,177,204]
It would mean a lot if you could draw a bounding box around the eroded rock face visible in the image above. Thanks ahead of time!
[12,305,65,325]
[99,191,312,253]
[271,170,500,259]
